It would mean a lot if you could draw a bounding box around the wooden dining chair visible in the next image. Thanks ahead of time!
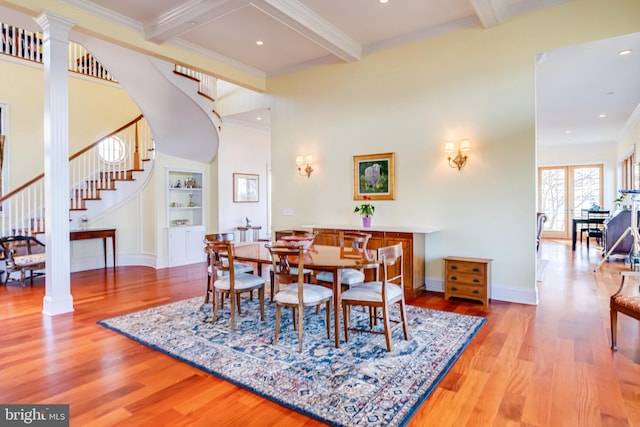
[316,232,372,290]
[585,210,610,249]
[203,233,253,303]
[267,244,333,352]
[267,234,314,302]
[341,243,409,352]
[208,241,265,330]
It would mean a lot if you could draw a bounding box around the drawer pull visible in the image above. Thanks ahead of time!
[473,267,480,272]
[451,265,458,270]
[473,289,479,294]
[473,278,479,283]
[451,287,458,291]
[451,276,458,281]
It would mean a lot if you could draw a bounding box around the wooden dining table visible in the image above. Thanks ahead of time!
[233,242,378,348]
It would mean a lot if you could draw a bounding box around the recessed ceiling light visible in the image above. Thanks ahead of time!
[619,49,632,56]
[256,117,262,121]
[256,40,264,46]
[599,114,607,118]
[379,0,389,3]
[565,130,572,135]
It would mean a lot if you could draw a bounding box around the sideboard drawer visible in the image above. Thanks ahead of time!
[446,271,486,286]
[447,261,486,276]
[445,282,486,299]
[443,256,492,305]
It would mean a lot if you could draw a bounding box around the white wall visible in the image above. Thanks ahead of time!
[217,119,270,241]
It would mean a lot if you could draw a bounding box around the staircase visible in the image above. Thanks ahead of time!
[0,22,222,237]
[0,115,154,237]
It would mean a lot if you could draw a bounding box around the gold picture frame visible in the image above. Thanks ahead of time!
[353,152,395,200]
[233,173,259,203]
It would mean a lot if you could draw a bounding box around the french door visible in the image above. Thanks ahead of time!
[538,165,603,239]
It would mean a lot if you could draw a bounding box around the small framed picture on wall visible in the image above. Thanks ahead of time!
[233,173,259,203]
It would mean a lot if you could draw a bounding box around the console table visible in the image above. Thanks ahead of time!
[70,228,116,269]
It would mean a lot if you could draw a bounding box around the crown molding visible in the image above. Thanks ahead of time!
[58,0,143,31]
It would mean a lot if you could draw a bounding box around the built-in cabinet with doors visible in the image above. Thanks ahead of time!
[167,168,205,267]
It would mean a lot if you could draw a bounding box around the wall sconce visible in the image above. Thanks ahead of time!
[296,154,313,178]
[444,139,471,170]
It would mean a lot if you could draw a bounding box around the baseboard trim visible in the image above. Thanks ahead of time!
[71,254,157,272]
[426,277,538,305]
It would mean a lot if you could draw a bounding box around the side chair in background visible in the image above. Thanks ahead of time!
[203,232,254,303]
[207,241,265,330]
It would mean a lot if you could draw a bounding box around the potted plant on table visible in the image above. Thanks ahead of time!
[354,195,375,228]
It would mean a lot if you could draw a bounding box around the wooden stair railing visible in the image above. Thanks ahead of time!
[173,65,222,124]
[1,22,118,83]
[0,115,153,236]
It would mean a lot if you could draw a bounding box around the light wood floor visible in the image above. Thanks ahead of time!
[1,239,639,426]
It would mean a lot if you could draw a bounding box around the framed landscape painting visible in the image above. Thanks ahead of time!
[353,152,395,200]
[233,173,259,203]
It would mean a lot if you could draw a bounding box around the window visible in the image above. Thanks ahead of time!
[538,164,603,238]
[97,135,126,164]
[621,149,639,191]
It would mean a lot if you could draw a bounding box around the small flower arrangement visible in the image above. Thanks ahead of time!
[354,195,375,217]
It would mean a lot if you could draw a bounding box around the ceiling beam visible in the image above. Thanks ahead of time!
[252,0,361,62]
[145,0,251,44]
[469,0,506,28]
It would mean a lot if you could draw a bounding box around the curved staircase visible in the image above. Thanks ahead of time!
[0,115,154,236]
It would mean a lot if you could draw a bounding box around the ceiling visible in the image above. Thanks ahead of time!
[40,1,639,145]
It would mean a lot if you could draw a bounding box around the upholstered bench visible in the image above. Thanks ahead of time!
[0,235,46,287]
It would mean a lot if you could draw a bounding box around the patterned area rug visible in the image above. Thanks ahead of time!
[98,296,485,427]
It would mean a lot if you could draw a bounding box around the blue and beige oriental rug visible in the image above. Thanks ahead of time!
[98,296,485,427]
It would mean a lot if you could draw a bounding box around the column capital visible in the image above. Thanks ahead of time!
[35,10,76,35]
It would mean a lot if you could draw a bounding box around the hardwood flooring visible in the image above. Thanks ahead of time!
[1,239,639,426]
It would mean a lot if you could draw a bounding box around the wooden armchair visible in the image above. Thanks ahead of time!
[610,271,640,350]
[0,235,46,287]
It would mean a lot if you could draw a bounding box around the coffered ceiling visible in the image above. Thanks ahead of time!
[4,0,640,147]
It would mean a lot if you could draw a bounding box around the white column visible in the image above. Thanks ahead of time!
[35,11,75,316]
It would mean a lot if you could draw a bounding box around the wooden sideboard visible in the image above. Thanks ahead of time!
[279,225,438,298]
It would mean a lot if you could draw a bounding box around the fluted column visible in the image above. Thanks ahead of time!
[35,11,75,316]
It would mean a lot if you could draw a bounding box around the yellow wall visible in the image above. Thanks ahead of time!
[267,0,640,301]
[0,59,140,187]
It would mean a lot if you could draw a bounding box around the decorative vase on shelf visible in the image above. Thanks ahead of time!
[362,216,371,228]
